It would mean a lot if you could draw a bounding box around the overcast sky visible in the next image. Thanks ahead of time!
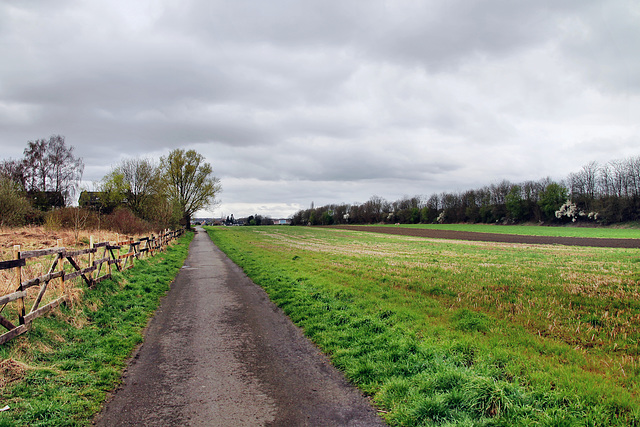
[1,1,639,218]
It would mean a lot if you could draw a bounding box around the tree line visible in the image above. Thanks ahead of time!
[0,136,220,231]
[291,155,640,226]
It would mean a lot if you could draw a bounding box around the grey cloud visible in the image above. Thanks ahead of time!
[210,140,460,184]
[557,1,640,93]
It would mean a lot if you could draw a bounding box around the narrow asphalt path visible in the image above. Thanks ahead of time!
[94,227,385,427]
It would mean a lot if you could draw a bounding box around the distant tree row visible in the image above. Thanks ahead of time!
[245,214,273,226]
[291,155,640,226]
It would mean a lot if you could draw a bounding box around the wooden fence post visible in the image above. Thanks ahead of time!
[89,236,94,285]
[107,238,113,277]
[57,239,65,295]
[13,245,24,325]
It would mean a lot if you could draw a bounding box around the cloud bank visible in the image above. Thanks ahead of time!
[1,0,638,218]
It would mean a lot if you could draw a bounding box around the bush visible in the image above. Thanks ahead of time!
[42,207,159,236]
[0,178,33,226]
[103,208,155,235]
[44,207,100,230]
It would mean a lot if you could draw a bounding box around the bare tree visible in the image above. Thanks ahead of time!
[621,156,640,198]
[106,157,161,218]
[604,159,630,198]
[0,159,27,189]
[21,135,84,204]
[47,135,84,203]
[23,138,49,192]
[426,194,440,211]
[362,195,388,223]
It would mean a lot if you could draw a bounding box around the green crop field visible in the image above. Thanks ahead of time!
[206,225,640,426]
[379,223,640,239]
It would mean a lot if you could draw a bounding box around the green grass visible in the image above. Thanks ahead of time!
[206,225,640,426]
[375,223,640,239]
[0,232,193,427]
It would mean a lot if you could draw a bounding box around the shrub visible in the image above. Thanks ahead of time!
[43,207,158,236]
[0,177,32,226]
[103,208,154,235]
[44,207,100,230]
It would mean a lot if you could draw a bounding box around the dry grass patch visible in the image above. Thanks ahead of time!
[0,359,29,390]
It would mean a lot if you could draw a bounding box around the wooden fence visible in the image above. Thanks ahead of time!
[0,229,185,345]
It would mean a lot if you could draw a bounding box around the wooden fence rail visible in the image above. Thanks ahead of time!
[0,228,185,345]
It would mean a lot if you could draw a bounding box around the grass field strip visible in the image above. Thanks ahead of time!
[256,228,640,360]
[209,226,640,426]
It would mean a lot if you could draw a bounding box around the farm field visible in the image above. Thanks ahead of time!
[378,223,640,239]
[206,225,640,426]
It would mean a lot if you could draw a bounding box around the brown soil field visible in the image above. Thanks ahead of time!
[328,225,640,248]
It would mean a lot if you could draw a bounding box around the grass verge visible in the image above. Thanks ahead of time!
[0,231,193,427]
[206,225,640,426]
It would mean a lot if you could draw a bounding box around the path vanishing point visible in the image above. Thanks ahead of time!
[94,226,386,426]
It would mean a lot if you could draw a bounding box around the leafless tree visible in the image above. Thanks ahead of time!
[21,135,84,204]
[110,157,161,218]
[624,156,640,198]
[0,159,27,189]
[23,138,49,192]
[489,180,511,206]
[47,135,84,203]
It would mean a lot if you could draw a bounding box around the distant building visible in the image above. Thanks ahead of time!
[28,190,65,211]
[192,217,216,226]
[78,191,103,210]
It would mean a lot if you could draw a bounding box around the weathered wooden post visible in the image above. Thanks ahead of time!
[106,237,113,277]
[57,239,65,295]
[13,245,24,325]
[89,236,95,285]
